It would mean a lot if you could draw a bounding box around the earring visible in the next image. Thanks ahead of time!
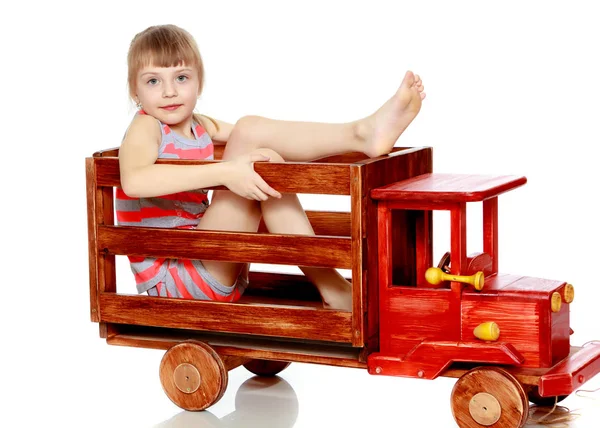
[136,102,143,110]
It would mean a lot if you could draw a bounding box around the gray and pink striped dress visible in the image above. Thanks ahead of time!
[115,112,248,301]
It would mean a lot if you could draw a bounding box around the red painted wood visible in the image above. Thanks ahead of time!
[371,173,527,202]
[378,200,458,211]
[450,203,467,276]
[468,273,565,296]
[364,147,433,356]
[483,197,499,274]
[350,165,366,347]
[378,202,392,291]
[379,287,453,355]
[368,340,524,380]
[448,203,467,341]
[551,304,571,365]
[415,210,433,287]
[539,342,600,397]
[462,298,548,367]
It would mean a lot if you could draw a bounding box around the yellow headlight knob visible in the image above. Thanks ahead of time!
[551,292,562,313]
[564,284,574,303]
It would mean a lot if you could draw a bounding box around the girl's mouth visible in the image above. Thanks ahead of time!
[161,105,182,111]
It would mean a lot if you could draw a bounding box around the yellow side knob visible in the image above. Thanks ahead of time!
[551,292,562,312]
[564,284,574,303]
[425,267,485,291]
[474,322,500,341]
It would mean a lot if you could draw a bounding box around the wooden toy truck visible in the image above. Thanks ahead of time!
[86,146,600,427]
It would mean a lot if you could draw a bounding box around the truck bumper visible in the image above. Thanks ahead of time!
[539,342,600,397]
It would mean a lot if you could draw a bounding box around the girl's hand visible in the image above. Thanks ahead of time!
[223,153,282,201]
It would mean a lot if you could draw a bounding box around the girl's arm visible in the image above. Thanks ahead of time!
[119,114,230,198]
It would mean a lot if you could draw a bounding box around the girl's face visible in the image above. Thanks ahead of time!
[134,64,200,132]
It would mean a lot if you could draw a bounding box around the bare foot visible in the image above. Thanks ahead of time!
[359,70,426,158]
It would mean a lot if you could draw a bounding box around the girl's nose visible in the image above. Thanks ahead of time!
[162,81,177,97]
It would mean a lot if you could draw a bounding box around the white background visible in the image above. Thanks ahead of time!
[1,0,599,426]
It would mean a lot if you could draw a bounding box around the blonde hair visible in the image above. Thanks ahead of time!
[127,24,219,133]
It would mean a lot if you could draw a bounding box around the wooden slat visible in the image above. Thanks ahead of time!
[98,225,352,269]
[371,173,527,202]
[86,158,99,322]
[93,147,119,157]
[350,164,366,347]
[99,293,353,343]
[105,324,365,368]
[92,147,394,164]
[259,211,351,237]
[363,147,433,354]
[93,157,351,195]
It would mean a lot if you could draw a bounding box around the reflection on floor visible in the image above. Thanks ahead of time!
[154,376,299,428]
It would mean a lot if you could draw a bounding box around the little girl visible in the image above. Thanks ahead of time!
[116,24,425,311]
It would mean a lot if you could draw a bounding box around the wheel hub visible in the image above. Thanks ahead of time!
[469,392,501,425]
[173,363,201,394]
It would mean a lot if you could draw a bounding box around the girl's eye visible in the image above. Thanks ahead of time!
[176,75,188,82]
[147,78,158,85]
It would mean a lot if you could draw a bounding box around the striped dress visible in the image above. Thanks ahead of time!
[115,113,246,302]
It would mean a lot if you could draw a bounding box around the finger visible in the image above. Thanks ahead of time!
[421,92,427,100]
[253,187,269,201]
[250,153,271,163]
[256,176,282,198]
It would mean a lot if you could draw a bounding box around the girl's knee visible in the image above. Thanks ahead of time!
[252,148,284,163]
[227,115,263,147]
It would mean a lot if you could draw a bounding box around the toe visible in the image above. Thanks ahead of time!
[402,70,415,87]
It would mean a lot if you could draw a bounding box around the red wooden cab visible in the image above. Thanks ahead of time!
[367,173,598,400]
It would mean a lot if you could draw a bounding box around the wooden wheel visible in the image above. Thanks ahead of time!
[527,386,568,407]
[243,359,291,377]
[451,367,529,428]
[159,340,228,411]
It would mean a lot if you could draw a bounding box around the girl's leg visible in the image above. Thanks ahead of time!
[198,146,353,310]
[260,193,353,310]
[224,71,425,161]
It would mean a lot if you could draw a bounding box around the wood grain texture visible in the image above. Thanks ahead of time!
[539,341,600,397]
[451,367,528,428]
[379,287,453,355]
[105,324,366,368]
[159,341,228,411]
[368,341,523,380]
[86,158,99,322]
[483,197,499,274]
[551,302,571,365]
[364,147,433,355]
[91,146,410,164]
[461,299,546,367]
[97,225,352,269]
[258,211,351,236]
[99,293,353,343]
[415,209,433,287]
[371,173,527,202]
[350,165,366,347]
[93,157,351,195]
